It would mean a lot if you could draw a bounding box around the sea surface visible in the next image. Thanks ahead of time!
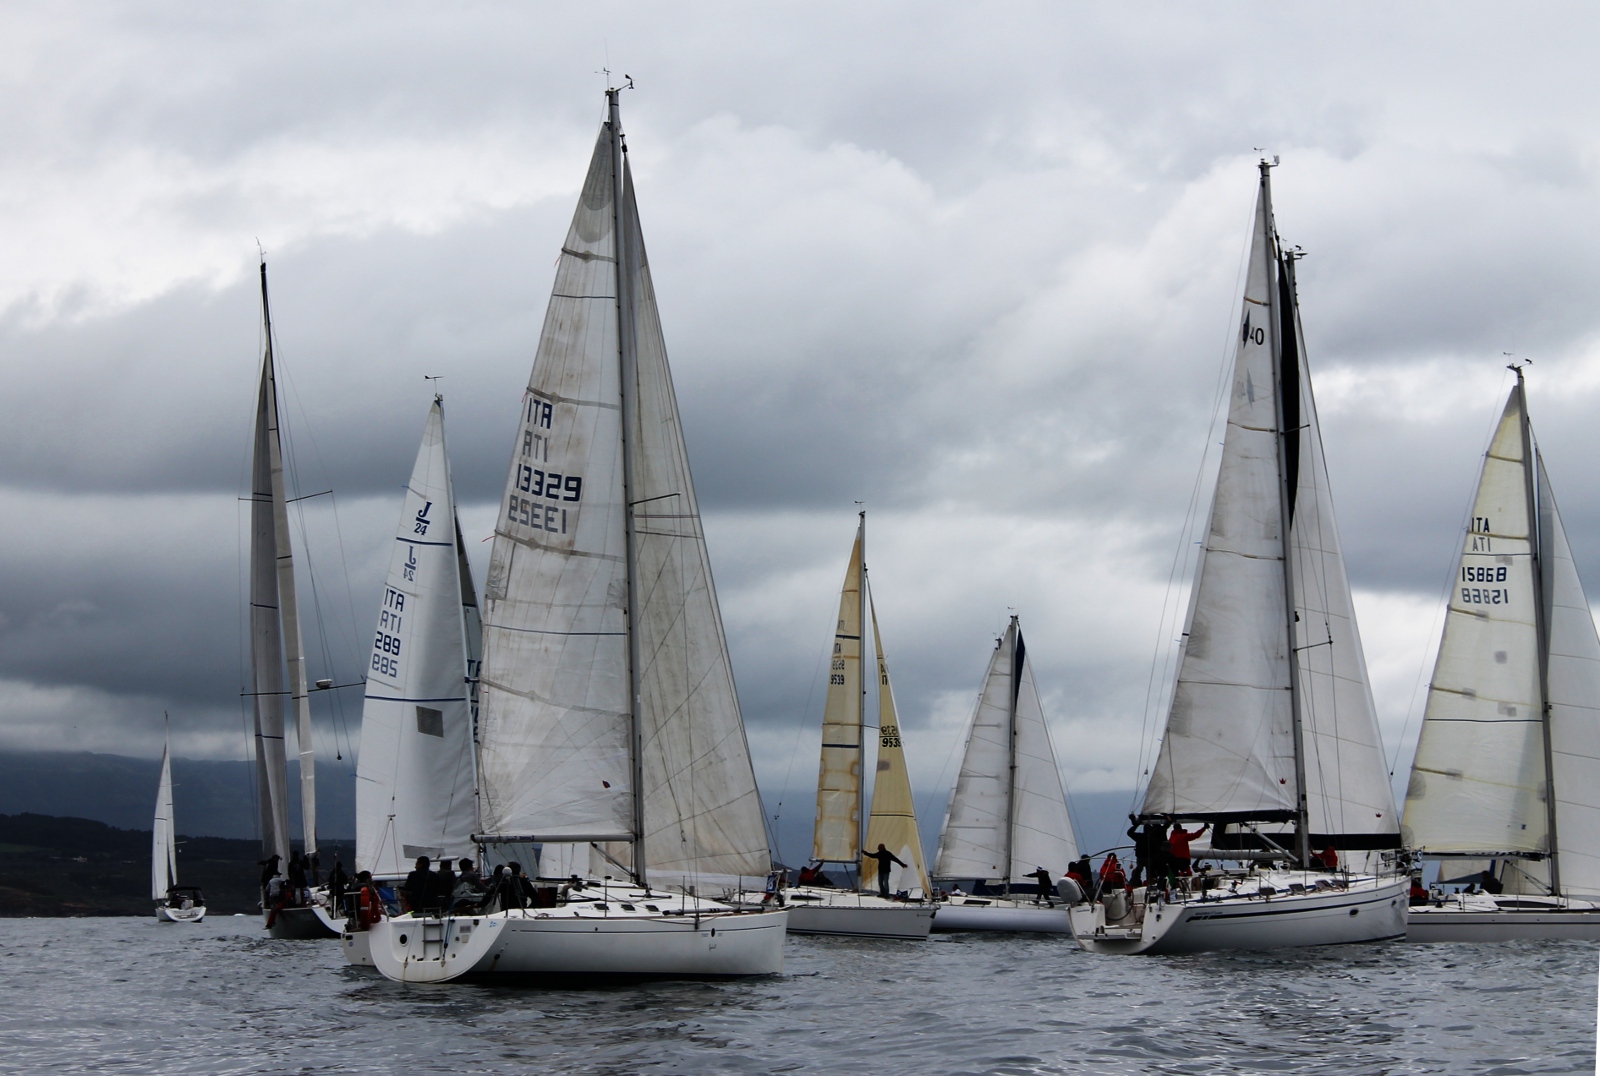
[7,916,1594,1075]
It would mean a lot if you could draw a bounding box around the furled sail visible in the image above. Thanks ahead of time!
[152,737,177,900]
[1402,389,1547,858]
[1143,167,1398,850]
[1540,456,1600,897]
[861,598,929,897]
[356,399,479,878]
[935,617,1079,883]
[813,519,865,863]
[476,98,770,889]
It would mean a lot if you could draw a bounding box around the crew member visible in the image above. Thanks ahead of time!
[862,843,908,899]
[1168,822,1209,876]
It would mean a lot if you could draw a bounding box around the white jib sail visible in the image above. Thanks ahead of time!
[355,399,478,878]
[934,618,1077,883]
[1539,455,1600,897]
[1142,180,1298,820]
[814,520,865,864]
[861,596,930,897]
[152,737,176,899]
[1403,388,1547,858]
[1282,271,1398,842]
[248,340,292,867]
[477,108,769,889]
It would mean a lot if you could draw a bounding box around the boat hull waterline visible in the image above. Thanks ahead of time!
[368,907,788,982]
[932,898,1072,933]
[1071,875,1409,955]
[155,905,206,924]
[782,889,936,939]
[1408,894,1600,942]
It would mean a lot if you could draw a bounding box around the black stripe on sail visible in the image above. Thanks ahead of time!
[1277,252,1301,524]
[1011,627,1026,710]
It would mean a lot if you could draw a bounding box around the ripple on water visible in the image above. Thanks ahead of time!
[0,919,1591,1075]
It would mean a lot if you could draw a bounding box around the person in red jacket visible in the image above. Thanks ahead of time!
[1168,822,1209,876]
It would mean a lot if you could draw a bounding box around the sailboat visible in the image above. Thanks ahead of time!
[247,259,339,940]
[153,728,205,922]
[1402,370,1600,941]
[1071,162,1408,954]
[367,89,786,982]
[346,396,481,967]
[783,513,938,940]
[932,616,1078,932]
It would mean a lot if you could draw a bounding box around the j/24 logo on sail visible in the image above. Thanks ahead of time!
[414,501,432,536]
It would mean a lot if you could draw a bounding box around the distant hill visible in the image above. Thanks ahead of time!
[0,813,354,916]
[0,751,356,841]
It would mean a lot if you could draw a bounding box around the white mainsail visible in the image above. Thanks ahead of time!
[1403,377,1600,898]
[813,517,865,864]
[1142,165,1398,856]
[152,736,177,900]
[934,617,1078,884]
[355,398,479,878]
[861,597,930,897]
[1403,389,1546,860]
[475,99,770,890]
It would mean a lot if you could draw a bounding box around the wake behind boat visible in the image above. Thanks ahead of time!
[1402,370,1600,942]
[1074,161,1406,955]
[368,87,785,983]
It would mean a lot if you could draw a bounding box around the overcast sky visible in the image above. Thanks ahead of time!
[5,3,1600,847]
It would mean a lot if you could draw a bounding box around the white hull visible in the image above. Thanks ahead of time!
[368,887,786,982]
[342,929,375,966]
[1408,894,1600,942]
[932,897,1072,933]
[783,888,935,939]
[155,904,206,923]
[1072,873,1408,955]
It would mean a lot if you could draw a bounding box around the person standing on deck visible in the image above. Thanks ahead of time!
[862,843,907,899]
[1168,823,1208,877]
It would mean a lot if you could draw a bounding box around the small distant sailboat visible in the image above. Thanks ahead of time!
[784,513,937,940]
[1403,369,1600,941]
[346,396,481,967]
[153,728,205,923]
[932,616,1078,932]
[1071,162,1407,954]
[247,259,339,940]
[367,88,786,982]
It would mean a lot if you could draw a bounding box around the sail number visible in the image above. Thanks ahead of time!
[514,465,582,502]
[1462,565,1507,583]
[371,589,405,679]
[1460,587,1510,606]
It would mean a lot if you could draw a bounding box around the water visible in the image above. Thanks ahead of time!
[5,917,1593,1075]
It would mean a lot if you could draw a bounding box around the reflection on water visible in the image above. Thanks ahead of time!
[1,918,1591,1074]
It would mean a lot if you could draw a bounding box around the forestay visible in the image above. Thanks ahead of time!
[861,599,929,897]
[356,399,479,878]
[814,523,865,864]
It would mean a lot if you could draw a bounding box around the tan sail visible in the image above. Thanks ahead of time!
[861,597,930,897]
[813,518,864,863]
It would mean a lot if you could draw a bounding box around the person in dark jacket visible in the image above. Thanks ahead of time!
[862,843,907,899]
[434,859,457,912]
[327,856,349,912]
[402,856,433,913]
[258,853,282,892]
[286,852,308,905]
[1028,867,1054,904]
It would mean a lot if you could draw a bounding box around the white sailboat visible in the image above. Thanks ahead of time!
[153,728,205,923]
[1072,162,1407,954]
[368,89,786,982]
[346,396,481,967]
[247,260,338,940]
[1403,370,1600,941]
[932,616,1078,932]
[784,513,937,940]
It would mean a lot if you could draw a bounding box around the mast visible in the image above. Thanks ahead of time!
[259,262,317,858]
[1518,367,1561,894]
[609,87,647,886]
[1262,161,1311,868]
[1003,617,1018,894]
[857,510,868,862]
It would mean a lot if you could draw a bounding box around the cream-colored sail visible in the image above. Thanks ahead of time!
[813,520,864,863]
[152,737,177,900]
[1403,389,1547,858]
[861,598,929,897]
[1142,182,1298,821]
[1540,456,1600,897]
